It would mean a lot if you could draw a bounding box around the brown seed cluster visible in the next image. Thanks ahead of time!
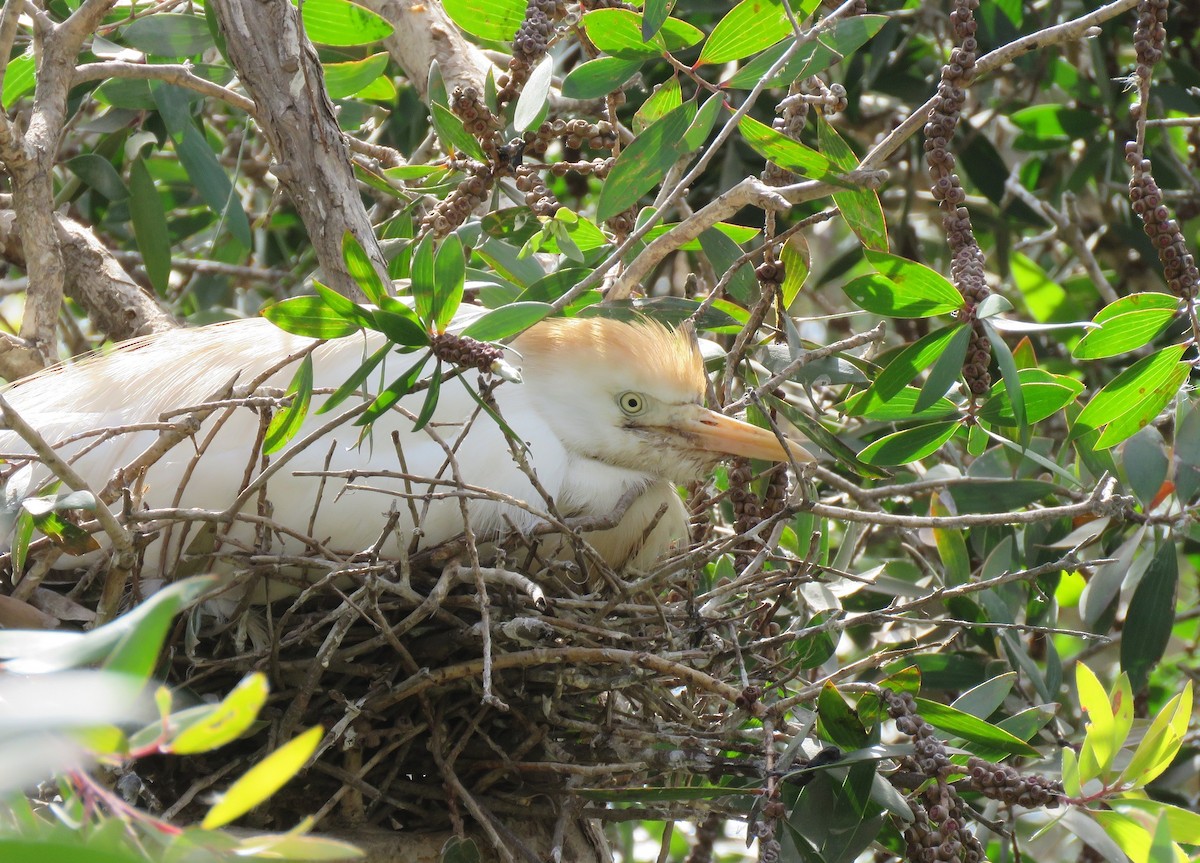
[423,162,494,238]
[966,756,1063,809]
[883,689,987,863]
[514,165,561,217]
[431,332,506,373]
[1125,0,1198,299]
[925,0,992,402]
[762,78,845,186]
[497,0,567,106]
[451,87,503,159]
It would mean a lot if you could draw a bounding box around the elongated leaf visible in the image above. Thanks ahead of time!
[263,354,313,455]
[313,280,374,329]
[1119,681,1192,788]
[598,101,696,221]
[202,725,323,828]
[323,52,389,99]
[1094,360,1190,448]
[356,352,430,427]
[739,114,833,179]
[1,51,34,108]
[301,0,393,46]
[430,102,487,161]
[722,14,886,89]
[817,118,887,251]
[914,698,1040,757]
[582,9,702,57]
[460,302,553,341]
[442,0,524,40]
[1074,344,1188,444]
[128,157,172,295]
[262,296,360,338]
[317,342,390,415]
[514,55,553,133]
[915,324,970,412]
[176,124,251,248]
[170,673,268,754]
[696,0,795,66]
[1076,662,1116,782]
[66,154,129,202]
[982,321,1026,440]
[431,235,467,333]
[683,91,724,151]
[859,325,966,408]
[641,0,674,41]
[1073,307,1176,359]
[842,386,960,422]
[634,76,683,133]
[123,13,213,58]
[411,361,445,432]
[1093,291,1180,323]
[561,56,643,100]
[1120,542,1178,693]
[858,421,962,466]
[410,234,437,325]
[3,578,215,675]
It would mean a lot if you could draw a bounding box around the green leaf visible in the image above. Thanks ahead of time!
[411,361,444,432]
[317,342,390,415]
[1093,291,1181,323]
[460,302,553,341]
[982,321,1025,439]
[780,234,810,306]
[2,577,215,675]
[441,0,523,39]
[597,101,696,222]
[722,14,886,89]
[410,233,437,325]
[634,77,682,134]
[1010,104,1104,150]
[561,56,643,100]
[1113,800,1200,846]
[857,325,966,407]
[342,232,386,304]
[300,0,393,46]
[950,672,1016,718]
[817,117,887,252]
[858,421,962,466]
[322,52,389,99]
[1076,662,1116,782]
[913,698,1040,757]
[122,13,213,57]
[262,296,360,338]
[176,123,252,248]
[356,352,430,427]
[683,91,724,151]
[170,673,269,754]
[581,9,702,58]
[841,386,960,422]
[1095,360,1190,448]
[1,51,35,108]
[65,154,130,202]
[1073,344,1188,436]
[202,725,324,828]
[696,0,796,66]
[739,113,833,179]
[514,55,553,133]
[818,682,869,750]
[231,829,366,861]
[977,370,1082,425]
[1120,542,1178,693]
[263,354,313,455]
[915,323,970,412]
[641,0,675,41]
[432,234,466,332]
[430,102,487,161]
[1119,681,1192,788]
[372,298,431,346]
[1073,308,1177,359]
[128,156,172,295]
[313,280,374,329]
[931,493,970,586]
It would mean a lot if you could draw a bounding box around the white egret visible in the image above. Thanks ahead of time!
[0,310,812,577]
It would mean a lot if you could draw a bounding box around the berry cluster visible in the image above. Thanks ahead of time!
[965,756,1063,809]
[925,0,992,403]
[497,0,567,106]
[422,162,494,238]
[431,332,506,373]
[1125,1,1198,300]
[883,689,986,863]
[514,165,561,217]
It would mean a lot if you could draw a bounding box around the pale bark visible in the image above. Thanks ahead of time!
[210,0,389,299]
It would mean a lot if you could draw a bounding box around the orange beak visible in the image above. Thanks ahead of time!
[678,406,814,464]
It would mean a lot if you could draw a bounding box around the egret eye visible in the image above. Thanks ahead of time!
[618,391,647,416]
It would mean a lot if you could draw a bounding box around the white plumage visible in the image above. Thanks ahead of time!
[0,309,810,578]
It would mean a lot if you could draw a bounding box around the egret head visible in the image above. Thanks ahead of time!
[512,317,813,482]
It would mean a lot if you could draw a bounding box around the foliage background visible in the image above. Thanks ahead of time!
[0,0,1197,861]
